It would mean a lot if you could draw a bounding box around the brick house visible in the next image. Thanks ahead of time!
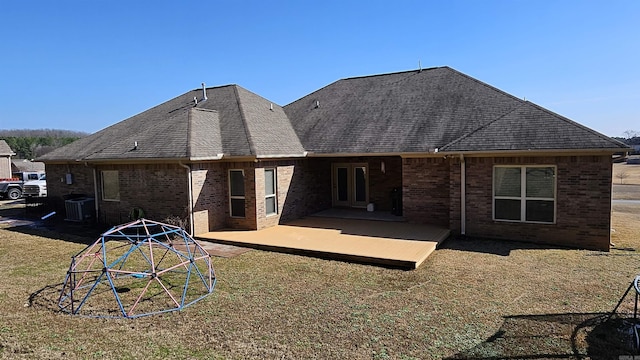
[39,67,628,251]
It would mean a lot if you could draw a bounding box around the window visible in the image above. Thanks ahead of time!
[493,166,555,223]
[265,168,277,215]
[229,170,245,217]
[101,170,120,201]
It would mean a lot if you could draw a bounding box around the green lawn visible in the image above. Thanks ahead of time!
[0,202,639,359]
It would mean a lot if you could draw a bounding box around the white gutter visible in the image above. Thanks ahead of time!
[178,161,194,236]
[255,152,308,159]
[460,154,466,236]
[189,154,224,161]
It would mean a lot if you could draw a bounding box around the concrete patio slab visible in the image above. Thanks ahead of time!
[196,217,450,269]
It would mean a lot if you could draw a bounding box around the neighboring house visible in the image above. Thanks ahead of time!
[11,159,46,173]
[0,140,15,179]
[39,67,629,251]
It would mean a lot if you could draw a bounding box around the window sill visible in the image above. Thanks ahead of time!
[493,219,556,225]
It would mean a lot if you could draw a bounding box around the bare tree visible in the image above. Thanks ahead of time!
[616,170,629,185]
[623,129,639,139]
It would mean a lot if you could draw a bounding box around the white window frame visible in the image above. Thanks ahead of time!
[264,168,277,216]
[493,165,556,224]
[228,169,245,218]
[101,170,120,201]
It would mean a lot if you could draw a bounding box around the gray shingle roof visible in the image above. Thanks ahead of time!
[0,140,15,156]
[234,86,305,157]
[39,67,627,163]
[284,66,627,153]
[440,101,627,151]
[11,159,45,172]
[39,85,305,162]
[189,109,223,159]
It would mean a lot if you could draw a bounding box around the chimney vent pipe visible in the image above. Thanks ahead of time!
[202,83,207,101]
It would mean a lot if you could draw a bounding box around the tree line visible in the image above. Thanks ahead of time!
[612,130,640,149]
[0,129,89,159]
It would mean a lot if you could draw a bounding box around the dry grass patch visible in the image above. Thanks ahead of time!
[0,204,639,359]
[613,162,640,185]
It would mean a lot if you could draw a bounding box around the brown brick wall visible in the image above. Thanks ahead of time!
[252,159,326,229]
[45,163,191,226]
[300,158,333,213]
[463,156,612,251]
[369,157,402,211]
[191,162,226,234]
[46,154,613,251]
[402,157,451,227]
[46,164,96,199]
[280,160,326,221]
[189,159,329,233]
[96,163,190,226]
[448,157,462,232]
[45,163,97,215]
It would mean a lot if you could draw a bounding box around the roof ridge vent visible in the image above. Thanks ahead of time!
[201,83,208,101]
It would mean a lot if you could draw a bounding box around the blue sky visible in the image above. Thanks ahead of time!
[0,1,638,137]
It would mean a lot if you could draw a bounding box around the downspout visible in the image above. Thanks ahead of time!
[92,168,99,220]
[460,154,466,236]
[85,162,100,222]
[179,161,194,236]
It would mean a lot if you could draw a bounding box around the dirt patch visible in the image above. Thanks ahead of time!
[195,241,252,258]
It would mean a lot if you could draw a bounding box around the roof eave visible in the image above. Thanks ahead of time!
[409,148,630,158]
[256,152,308,159]
[307,151,428,158]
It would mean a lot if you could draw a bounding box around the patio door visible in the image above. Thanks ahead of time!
[332,163,369,208]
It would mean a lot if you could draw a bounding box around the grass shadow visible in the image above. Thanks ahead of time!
[2,198,106,245]
[446,312,637,359]
[4,223,104,246]
[439,236,569,256]
[27,283,65,313]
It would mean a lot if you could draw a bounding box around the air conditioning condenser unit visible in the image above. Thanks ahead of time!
[65,198,95,222]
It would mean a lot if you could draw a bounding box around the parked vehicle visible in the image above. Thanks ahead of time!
[22,174,47,198]
[0,171,46,200]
